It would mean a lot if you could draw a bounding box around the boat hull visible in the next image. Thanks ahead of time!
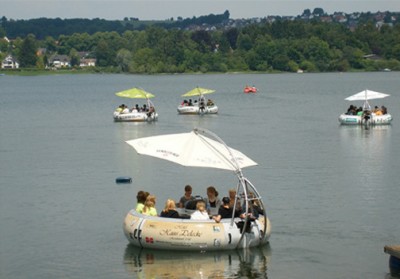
[244,87,257,93]
[113,111,158,122]
[177,105,218,115]
[385,245,400,276]
[338,113,392,125]
[123,210,270,251]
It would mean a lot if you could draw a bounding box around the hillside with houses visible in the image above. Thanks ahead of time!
[1,9,399,73]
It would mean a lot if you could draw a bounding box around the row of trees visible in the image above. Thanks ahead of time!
[2,19,400,72]
[0,12,230,39]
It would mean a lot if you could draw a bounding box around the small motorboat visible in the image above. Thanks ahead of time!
[244,86,257,94]
[113,87,158,122]
[338,89,392,126]
[123,128,271,251]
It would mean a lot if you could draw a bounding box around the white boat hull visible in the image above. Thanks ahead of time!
[123,210,270,251]
[113,111,158,122]
[338,113,392,125]
[177,105,218,115]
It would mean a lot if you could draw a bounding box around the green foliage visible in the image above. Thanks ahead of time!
[3,14,400,73]
[18,34,37,67]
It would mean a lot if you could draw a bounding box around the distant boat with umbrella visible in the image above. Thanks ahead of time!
[177,87,218,115]
[338,89,392,125]
[113,87,158,122]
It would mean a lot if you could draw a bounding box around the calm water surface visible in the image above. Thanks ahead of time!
[1,72,399,279]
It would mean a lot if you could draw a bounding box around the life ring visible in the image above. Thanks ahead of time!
[116,176,132,184]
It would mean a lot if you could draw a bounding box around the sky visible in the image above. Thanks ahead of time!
[2,0,400,21]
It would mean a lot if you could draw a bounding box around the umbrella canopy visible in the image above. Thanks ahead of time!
[181,87,215,97]
[116,87,155,99]
[345,89,390,101]
[126,129,257,171]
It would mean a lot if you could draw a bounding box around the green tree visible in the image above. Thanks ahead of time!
[0,26,6,38]
[69,48,80,67]
[237,33,253,51]
[116,48,132,72]
[95,39,113,67]
[18,34,37,67]
[224,28,239,49]
[0,38,9,53]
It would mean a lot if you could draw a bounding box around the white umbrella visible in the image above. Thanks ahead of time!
[345,89,390,101]
[125,128,257,171]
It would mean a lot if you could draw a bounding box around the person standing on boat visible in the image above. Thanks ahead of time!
[135,191,149,214]
[190,201,209,220]
[199,95,206,111]
[160,199,180,218]
[142,195,157,216]
[204,186,221,214]
[178,185,194,208]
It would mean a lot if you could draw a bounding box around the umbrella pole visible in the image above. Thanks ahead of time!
[194,128,242,172]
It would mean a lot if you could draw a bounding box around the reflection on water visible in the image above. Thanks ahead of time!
[339,125,391,156]
[123,244,271,278]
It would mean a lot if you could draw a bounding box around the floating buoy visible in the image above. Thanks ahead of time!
[115,176,132,184]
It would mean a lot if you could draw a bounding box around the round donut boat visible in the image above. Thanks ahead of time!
[339,89,392,126]
[113,111,158,122]
[123,128,271,251]
[338,113,392,125]
[123,210,271,251]
[177,104,218,115]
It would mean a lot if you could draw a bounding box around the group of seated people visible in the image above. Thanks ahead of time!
[135,184,264,224]
[345,105,388,116]
[180,98,215,107]
[116,104,155,114]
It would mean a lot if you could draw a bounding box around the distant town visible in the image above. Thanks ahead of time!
[163,8,399,32]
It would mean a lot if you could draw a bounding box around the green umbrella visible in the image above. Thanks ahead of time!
[115,87,155,99]
[181,87,215,97]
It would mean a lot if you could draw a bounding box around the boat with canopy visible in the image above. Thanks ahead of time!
[338,89,392,125]
[123,128,271,251]
[113,87,158,122]
[177,87,218,115]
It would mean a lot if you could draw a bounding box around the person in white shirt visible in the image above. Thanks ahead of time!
[190,201,209,220]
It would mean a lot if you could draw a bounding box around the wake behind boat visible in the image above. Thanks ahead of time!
[113,87,158,122]
[338,89,393,126]
[123,128,271,251]
[177,87,218,115]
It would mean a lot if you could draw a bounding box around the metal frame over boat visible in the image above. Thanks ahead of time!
[123,128,271,251]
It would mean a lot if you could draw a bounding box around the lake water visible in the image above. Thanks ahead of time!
[1,72,399,279]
